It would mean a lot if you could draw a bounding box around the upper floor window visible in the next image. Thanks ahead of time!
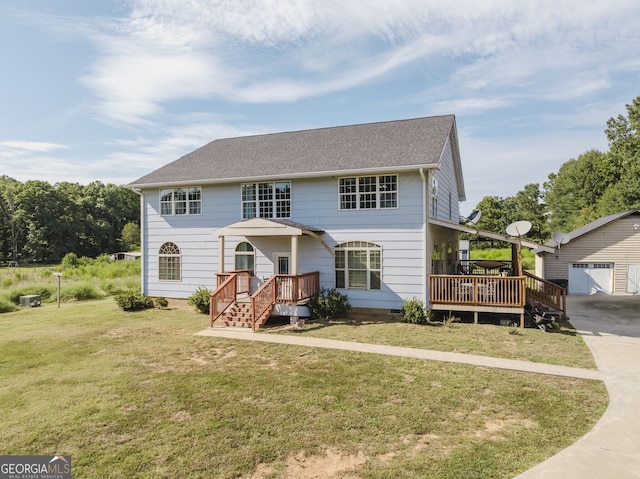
[339,175,397,210]
[159,242,181,281]
[160,187,201,216]
[335,241,381,290]
[242,181,291,219]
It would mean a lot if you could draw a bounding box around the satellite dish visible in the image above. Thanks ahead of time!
[466,210,482,226]
[551,232,570,245]
[506,220,532,237]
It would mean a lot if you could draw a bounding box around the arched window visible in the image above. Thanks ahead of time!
[335,241,381,290]
[235,242,255,276]
[159,242,181,281]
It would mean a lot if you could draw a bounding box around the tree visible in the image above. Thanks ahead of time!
[513,183,547,242]
[596,96,640,215]
[119,222,140,251]
[0,176,23,263]
[15,181,77,262]
[543,149,610,233]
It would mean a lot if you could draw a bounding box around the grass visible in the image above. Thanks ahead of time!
[0,299,607,478]
[472,247,535,270]
[0,261,140,311]
[272,314,597,369]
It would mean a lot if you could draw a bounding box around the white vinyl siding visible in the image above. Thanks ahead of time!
[140,169,459,309]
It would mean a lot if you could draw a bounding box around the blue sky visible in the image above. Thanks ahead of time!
[1,0,638,215]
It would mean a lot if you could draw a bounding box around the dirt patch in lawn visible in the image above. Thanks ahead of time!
[251,450,367,479]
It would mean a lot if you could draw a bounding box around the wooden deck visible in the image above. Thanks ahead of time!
[429,273,566,328]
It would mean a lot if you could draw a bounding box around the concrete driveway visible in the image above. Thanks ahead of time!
[517,294,640,479]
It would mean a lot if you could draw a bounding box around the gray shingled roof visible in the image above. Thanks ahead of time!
[540,210,640,252]
[565,210,640,241]
[129,115,461,188]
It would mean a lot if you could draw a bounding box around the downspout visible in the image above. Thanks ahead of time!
[419,168,429,305]
[131,188,145,295]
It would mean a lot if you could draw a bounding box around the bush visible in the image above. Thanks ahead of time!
[155,296,168,308]
[0,298,17,313]
[62,282,102,301]
[308,287,350,319]
[61,253,81,268]
[401,298,427,324]
[188,286,211,315]
[7,286,53,305]
[114,291,155,311]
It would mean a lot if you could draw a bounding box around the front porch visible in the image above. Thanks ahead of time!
[210,270,320,330]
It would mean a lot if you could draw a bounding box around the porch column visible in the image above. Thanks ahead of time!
[291,235,299,275]
[218,235,225,273]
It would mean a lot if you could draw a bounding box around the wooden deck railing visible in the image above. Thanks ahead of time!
[216,270,251,294]
[210,273,238,327]
[275,272,320,303]
[523,271,567,316]
[429,275,526,308]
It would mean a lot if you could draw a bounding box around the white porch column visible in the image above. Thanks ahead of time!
[218,235,225,273]
[291,235,299,275]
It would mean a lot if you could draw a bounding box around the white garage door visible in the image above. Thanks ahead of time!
[569,263,613,295]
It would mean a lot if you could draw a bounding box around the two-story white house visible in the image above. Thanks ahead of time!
[128,115,467,325]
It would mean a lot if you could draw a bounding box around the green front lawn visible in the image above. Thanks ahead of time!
[0,299,607,478]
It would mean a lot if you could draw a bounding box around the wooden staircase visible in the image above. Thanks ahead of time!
[210,271,320,331]
[219,298,274,328]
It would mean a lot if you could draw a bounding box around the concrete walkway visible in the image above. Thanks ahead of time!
[516,295,640,479]
[196,294,640,478]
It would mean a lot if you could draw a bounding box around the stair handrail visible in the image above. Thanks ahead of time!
[209,273,238,327]
[523,271,567,316]
[251,276,278,331]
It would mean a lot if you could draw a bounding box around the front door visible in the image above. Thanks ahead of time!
[274,253,291,275]
[274,253,292,299]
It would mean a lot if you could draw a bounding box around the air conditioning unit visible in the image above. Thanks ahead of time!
[20,294,41,307]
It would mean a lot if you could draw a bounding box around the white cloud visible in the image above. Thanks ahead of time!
[0,141,70,153]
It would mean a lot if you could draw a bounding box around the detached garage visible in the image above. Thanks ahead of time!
[536,210,640,295]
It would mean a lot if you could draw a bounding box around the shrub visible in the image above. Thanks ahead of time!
[114,291,155,311]
[155,296,168,308]
[188,286,211,315]
[61,253,81,268]
[0,298,17,313]
[7,286,53,305]
[308,287,351,319]
[401,298,427,324]
[62,282,102,301]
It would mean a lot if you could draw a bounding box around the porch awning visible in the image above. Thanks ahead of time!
[214,218,325,237]
[429,218,555,253]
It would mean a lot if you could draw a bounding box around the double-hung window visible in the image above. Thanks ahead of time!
[339,175,397,210]
[160,187,201,216]
[335,241,382,290]
[242,181,291,219]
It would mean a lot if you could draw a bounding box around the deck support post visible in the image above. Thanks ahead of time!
[473,311,478,324]
[519,313,524,328]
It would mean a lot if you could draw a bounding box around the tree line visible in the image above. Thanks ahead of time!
[0,179,140,264]
[468,95,640,246]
